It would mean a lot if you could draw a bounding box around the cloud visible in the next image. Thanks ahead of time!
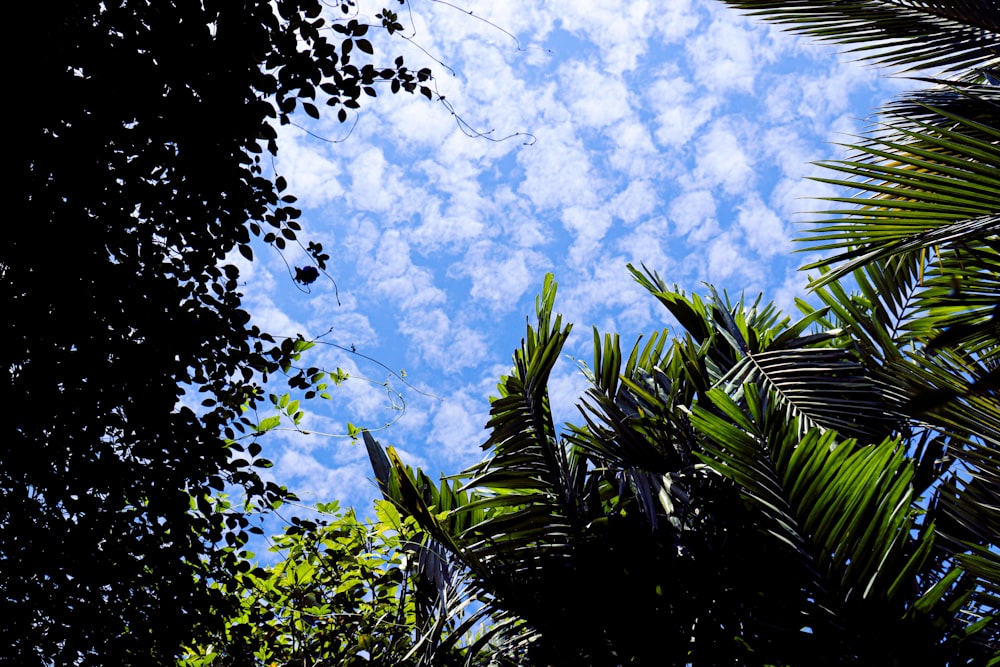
[648,71,720,149]
[686,13,760,94]
[669,189,719,242]
[686,116,756,195]
[368,230,447,311]
[518,128,602,210]
[457,241,548,313]
[425,388,492,466]
[561,61,633,129]
[398,307,488,373]
[556,0,658,74]
[561,206,613,265]
[611,180,659,225]
[737,195,789,258]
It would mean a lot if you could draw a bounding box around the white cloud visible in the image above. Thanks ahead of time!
[686,12,760,94]
[458,241,548,312]
[369,230,447,311]
[687,117,755,195]
[707,229,757,283]
[561,206,613,265]
[669,189,719,242]
[398,307,488,373]
[648,72,720,149]
[737,195,789,258]
[561,61,633,129]
[611,180,659,225]
[426,389,491,465]
[518,129,601,210]
[609,120,662,179]
[273,125,345,207]
[347,146,405,214]
[556,0,658,74]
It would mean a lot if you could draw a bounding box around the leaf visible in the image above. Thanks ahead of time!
[255,416,281,433]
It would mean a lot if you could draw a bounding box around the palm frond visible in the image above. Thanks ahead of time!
[566,329,697,527]
[633,264,904,443]
[801,102,1000,285]
[690,383,939,615]
[717,0,1000,72]
[799,96,999,401]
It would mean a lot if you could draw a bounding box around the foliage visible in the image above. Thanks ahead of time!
[179,501,495,667]
[720,0,1000,401]
[3,1,428,664]
[367,270,998,665]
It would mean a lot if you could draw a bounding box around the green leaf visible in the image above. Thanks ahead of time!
[255,416,281,433]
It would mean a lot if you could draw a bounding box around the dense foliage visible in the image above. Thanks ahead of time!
[3,1,427,664]
[179,501,492,667]
[366,269,998,665]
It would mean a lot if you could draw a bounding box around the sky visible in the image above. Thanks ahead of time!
[232,0,914,518]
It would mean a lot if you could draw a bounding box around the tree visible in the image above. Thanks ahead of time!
[364,1,999,664]
[716,0,999,418]
[720,0,1000,640]
[367,269,998,665]
[178,501,495,667]
[3,1,429,664]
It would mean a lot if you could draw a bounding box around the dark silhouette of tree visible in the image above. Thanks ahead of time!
[3,1,429,664]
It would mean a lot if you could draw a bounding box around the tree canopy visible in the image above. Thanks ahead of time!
[6,0,996,664]
[3,1,428,664]
[179,500,500,667]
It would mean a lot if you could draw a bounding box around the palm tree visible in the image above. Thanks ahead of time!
[717,0,1000,642]
[366,270,996,664]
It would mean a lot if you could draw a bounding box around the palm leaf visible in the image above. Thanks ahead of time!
[632,264,904,443]
[802,102,1000,283]
[566,329,698,527]
[690,383,938,615]
[717,0,1000,73]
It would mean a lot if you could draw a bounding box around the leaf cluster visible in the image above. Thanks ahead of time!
[367,269,998,665]
[180,501,491,667]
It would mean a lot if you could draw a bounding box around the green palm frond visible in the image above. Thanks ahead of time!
[718,0,1000,72]
[691,385,934,606]
[718,345,902,441]
[802,102,1000,283]
[566,329,697,526]
[800,96,999,387]
[367,275,595,662]
[458,273,583,558]
[631,264,904,443]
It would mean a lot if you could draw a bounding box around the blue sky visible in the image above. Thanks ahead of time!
[230,0,914,515]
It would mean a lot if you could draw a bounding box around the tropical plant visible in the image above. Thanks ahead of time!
[374,2,1000,664]
[720,1,1000,645]
[366,269,998,665]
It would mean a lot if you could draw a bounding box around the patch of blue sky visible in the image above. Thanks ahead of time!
[239,0,916,518]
